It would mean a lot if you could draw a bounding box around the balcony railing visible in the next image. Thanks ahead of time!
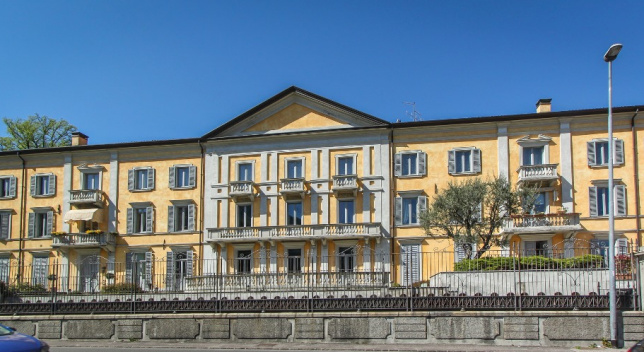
[517,164,559,183]
[502,213,581,234]
[332,175,358,193]
[229,181,255,200]
[207,222,382,242]
[52,232,116,249]
[69,190,104,205]
[280,178,305,197]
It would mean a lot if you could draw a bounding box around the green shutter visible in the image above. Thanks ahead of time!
[448,150,456,174]
[168,167,176,189]
[614,139,625,165]
[27,213,35,238]
[125,253,133,283]
[128,169,135,191]
[394,153,402,176]
[147,168,155,190]
[394,197,402,226]
[167,205,175,233]
[615,185,626,216]
[47,174,56,196]
[187,204,195,231]
[166,251,175,291]
[0,212,10,239]
[46,211,54,236]
[145,252,153,287]
[189,165,197,188]
[589,187,598,217]
[472,149,481,173]
[126,208,134,234]
[145,206,154,233]
[8,176,16,198]
[587,141,596,166]
[30,176,36,196]
[418,152,427,176]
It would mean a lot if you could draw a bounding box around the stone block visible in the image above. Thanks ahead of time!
[202,319,230,339]
[117,319,143,340]
[543,317,608,340]
[624,324,644,333]
[0,321,35,336]
[66,320,114,339]
[328,318,390,339]
[430,317,499,340]
[504,317,538,325]
[394,317,427,339]
[147,319,199,339]
[233,319,291,339]
[37,321,61,339]
[503,317,539,340]
[624,317,644,326]
[295,318,324,339]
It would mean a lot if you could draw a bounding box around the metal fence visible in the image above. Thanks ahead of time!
[0,243,638,314]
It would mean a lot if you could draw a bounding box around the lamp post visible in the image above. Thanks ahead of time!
[604,42,622,348]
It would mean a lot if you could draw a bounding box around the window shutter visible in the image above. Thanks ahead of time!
[524,241,537,256]
[187,204,195,231]
[147,168,155,190]
[614,139,625,165]
[125,253,133,283]
[454,242,465,263]
[472,149,481,173]
[168,166,176,189]
[47,174,56,195]
[417,196,427,215]
[189,165,197,188]
[564,240,574,258]
[146,206,154,233]
[0,212,9,239]
[126,208,134,234]
[145,251,153,287]
[128,169,135,191]
[9,176,16,197]
[587,141,596,166]
[418,152,427,176]
[167,206,175,233]
[400,244,420,286]
[166,251,175,291]
[394,197,402,226]
[448,150,456,174]
[615,184,626,216]
[615,238,629,255]
[28,213,35,238]
[46,211,54,236]
[394,153,402,176]
[589,187,598,217]
[186,250,194,277]
[30,176,36,196]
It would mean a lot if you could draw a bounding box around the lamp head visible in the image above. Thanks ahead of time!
[604,43,623,62]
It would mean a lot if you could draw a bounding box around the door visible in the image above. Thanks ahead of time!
[78,255,100,293]
[167,251,193,291]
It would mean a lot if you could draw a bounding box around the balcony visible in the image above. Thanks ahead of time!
[502,213,582,235]
[332,175,359,196]
[229,181,255,201]
[207,222,383,243]
[280,178,306,199]
[517,164,559,184]
[69,190,104,207]
[52,232,116,251]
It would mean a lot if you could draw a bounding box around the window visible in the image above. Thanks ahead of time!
[128,167,155,191]
[170,165,196,189]
[400,244,420,285]
[448,148,481,175]
[522,146,544,166]
[30,174,55,197]
[533,192,548,214]
[587,139,625,167]
[338,200,355,224]
[237,163,253,181]
[286,202,303,225]
[589,184,626,217]
[337,156,354,176]
[286,159,303,179]
[394,151,426,177]
[395,195,426,226]
[0,257,9,284]
[166,250,193,291]
[525,240,549,256]
[287,248,302,273]
[127,206,154,234]
[338,247,355,272]
[168,203,195,232]
[83,172,100,190]
[125,252,153,289]
[31,256,49,287]
[237,204,252,227]
[236,250,252,274]
[28,210,53,238]
[0,176,16,198]
[0,211,11,240]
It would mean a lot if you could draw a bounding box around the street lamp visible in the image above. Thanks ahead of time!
[604,42,622,348]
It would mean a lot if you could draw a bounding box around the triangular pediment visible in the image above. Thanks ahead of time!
[203,87,388,139]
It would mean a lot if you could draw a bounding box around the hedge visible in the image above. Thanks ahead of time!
[454,254,604,271]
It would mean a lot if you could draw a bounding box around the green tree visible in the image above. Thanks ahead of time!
[0,114,77,151]
[419,176,535,259]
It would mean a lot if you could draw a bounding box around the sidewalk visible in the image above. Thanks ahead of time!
[46,340,631,351]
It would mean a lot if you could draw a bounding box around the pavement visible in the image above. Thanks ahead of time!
[45,340,632,352]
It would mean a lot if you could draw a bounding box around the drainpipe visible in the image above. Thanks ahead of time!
[198,140,206,274]
[631,109,641,247]
[388,127,396,284]
[16,151,26,282]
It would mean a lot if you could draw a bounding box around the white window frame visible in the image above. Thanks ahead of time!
[168,201,195,233]
[283,244,305,274]
[448,147,481,175]
[335,154,357,176]
[236,161,255,182]
[284,157,305,179]
[395,191,427,227]
[31,173,56,197]
[337,198,355,224]
[517,135,551,166]
[286,201,303,226]
[234,247,254,274]
[589,181,627,217]
[236,202,253,228]
[170,164,196,190]
[78,166,103,191]
[28,208,54,238]
[129,167,155,192]
[394,151,426,177]
[587,138,625,167]
[127,203,154,234]
[334,240,358,273]
[0,176,17,199]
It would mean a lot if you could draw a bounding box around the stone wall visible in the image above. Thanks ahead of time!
[1,311,643,348]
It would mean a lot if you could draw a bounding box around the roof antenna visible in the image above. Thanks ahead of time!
[403,101,422,122]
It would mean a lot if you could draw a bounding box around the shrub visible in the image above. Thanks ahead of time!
[9,282,47,293]
[101,283,143,294]
[453,254,606,271]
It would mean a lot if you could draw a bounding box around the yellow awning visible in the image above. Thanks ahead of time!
[63,209,103,223]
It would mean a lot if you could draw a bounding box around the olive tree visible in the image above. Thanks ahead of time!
[0,114,77,151]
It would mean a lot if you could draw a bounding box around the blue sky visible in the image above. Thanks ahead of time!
[1,1,642,145]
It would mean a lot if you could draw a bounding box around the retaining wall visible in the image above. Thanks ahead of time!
[2,311,643,348]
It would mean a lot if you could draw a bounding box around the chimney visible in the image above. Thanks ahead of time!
[536,98,552,113]
[71,132,89,146]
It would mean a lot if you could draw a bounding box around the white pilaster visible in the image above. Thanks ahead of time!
[221,155,229,184]
[62,155,72,232]
[560,120,574,211]
[362,190,371,223]
[269,244,277,273]
[363,146,371,176]
[497,126,509,180]
[321,149,330,179]
[109,152,119,233]
[259,243,267,273]
[270,152,278,181]
[203,245,218,275]
[310,241,317,273]
[220,244,228,275]
[363,239,371,272]
[260,152,268,182]
[321,243,328,272]
[311,149,319,179]
[260,195,268,226]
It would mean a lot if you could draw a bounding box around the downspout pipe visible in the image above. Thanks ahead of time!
[16,151,26,282]
[631,109,640,247]
[198,140,206,274]
[388,127,396,284]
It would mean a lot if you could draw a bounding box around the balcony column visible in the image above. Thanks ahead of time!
[259,242,267,273]
[220,244,228,275]
[58,251,69,293]
[269,243,277,273]
[363,238,371,272]
[309,240,317,273]
[62,154,72,233]
[321,242,328,272]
